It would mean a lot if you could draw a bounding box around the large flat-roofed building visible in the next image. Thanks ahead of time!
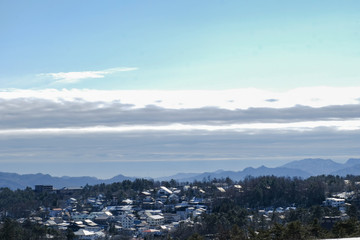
[35,185,54,193]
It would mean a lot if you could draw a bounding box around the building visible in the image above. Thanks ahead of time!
[147,215,165,226]
[35,185,54,193]
[157,186,173,196]
[323,198,345,208]
[121,214,136,229]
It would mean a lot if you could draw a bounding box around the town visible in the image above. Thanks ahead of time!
[32,183,209,239]
[1,175,360,239]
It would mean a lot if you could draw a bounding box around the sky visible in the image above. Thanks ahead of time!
[0,1,360,178]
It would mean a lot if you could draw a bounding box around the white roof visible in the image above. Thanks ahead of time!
[122,199,133,204]
[149,215,164,220]
[326,197,345,202]
[160,186,173,194]
[74,229,95,236]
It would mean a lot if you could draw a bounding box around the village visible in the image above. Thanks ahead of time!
[27,183,225,239]
[20,179,356,240]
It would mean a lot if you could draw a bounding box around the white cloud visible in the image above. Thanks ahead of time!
[39,67,137,84]
[1,119,360,137]
[1,87,359,177]
[0,87,360,136]
[1,87,360,109]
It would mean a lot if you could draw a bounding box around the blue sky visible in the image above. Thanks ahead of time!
[1,0,360,90]
[1,1,360,178]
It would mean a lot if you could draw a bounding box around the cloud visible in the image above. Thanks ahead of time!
[0,88,360,132]
[265,98,278,102]
[1,96,360,130]
[1,120,360,138]
[2,87,360,109]
[39,67,137,84]
[0,128,359,169]
[0,87,360,177]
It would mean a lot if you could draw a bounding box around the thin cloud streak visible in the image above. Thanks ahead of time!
[38,67,137,84]
[1,119,360,136]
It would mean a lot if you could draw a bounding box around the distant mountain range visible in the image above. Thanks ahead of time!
[0,172,134,190]
[1,158,360,189]
[157,158,360,182]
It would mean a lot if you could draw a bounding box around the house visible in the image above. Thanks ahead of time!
[72,212,89,221]
[121,214,136,229]
[175,204,189,220]
[142,229,161,238]
[192,208,206,218]
[163,213,181,223]
[73,229,105,240]
[49,208,63,217]
[44,219,57,228]
[122,199,133,205]
[323,198,345,208]
[84,219,101,232]
[157,186,172,196]
[141,191,151,197]
[105,205,133,216]
[147,215,165,226]
[67,198,78,205]
[168,194,179,203]
[88,211,113,219]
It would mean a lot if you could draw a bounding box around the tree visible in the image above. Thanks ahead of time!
[347,204,358,219]
[187,233,204,240]
[270,223,285,240]
[66,228,75,240]
[309,218,324,239]
[332,219,359,238]
[284,221,308,240]
[229,225,246,240]
[0,218,22,240]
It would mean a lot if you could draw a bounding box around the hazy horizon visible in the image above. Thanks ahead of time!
[0,157,357,179]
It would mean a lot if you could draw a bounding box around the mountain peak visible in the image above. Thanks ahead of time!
[345,158,360,166]
[281,158,343,176]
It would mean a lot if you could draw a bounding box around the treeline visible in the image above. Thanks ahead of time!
[172,175,360,240]
[81,178,158,200]
[215,175,345,208]
[182,218,360,240]
[177,196,360,240]
[83,174,355,209]
[0,218,74,240]
[0,187,61,218]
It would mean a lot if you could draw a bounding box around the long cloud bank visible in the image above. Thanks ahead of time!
[1,87,360,131]
[1,87,360,177]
